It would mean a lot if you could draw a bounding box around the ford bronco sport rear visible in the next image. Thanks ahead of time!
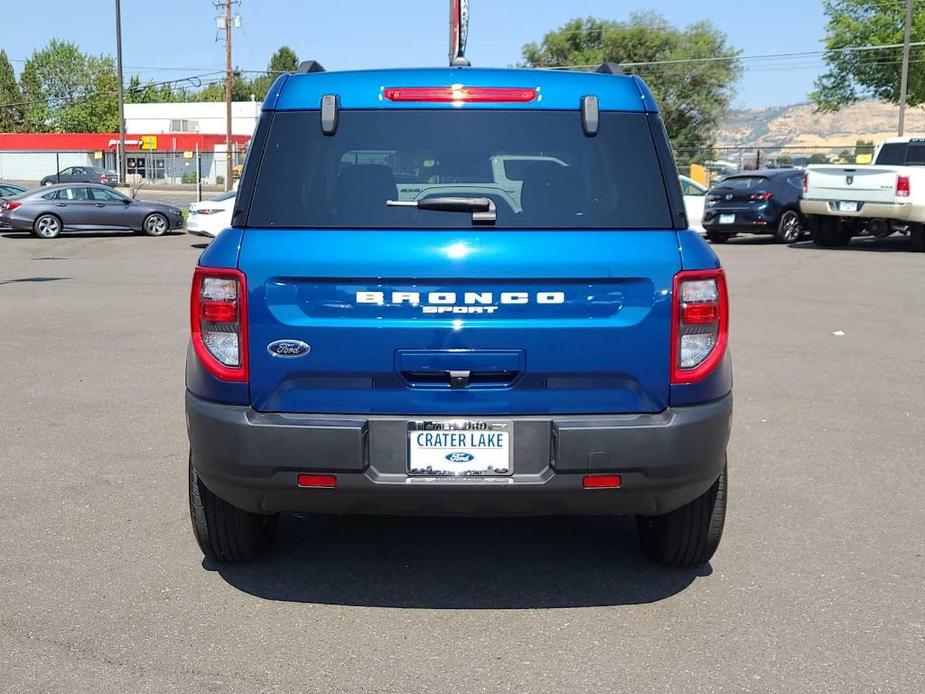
[186,64,732,568]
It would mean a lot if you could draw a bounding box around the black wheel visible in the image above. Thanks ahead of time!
[706,230,728,244]
[911,224,925,252]
[775,210,802,243]
[188,453,278,563]
[809,216,851,248]
[143,212,169,237]
[33,213,62,239]
[637,464,727,567]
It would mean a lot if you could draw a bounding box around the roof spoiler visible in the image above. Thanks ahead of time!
[596,63,625,75]
[296,60,326,74]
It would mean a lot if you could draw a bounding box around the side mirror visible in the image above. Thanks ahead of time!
[123,198,132,204]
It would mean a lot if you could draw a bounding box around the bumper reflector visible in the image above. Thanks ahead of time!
[297,474,337,489]
[582,474,623,489]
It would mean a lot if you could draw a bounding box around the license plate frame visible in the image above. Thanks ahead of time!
[839,201,859,212]
[719,214,735,224]
[407,420,513,477]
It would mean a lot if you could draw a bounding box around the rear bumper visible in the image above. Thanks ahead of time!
[702,207,776,233]
[800,198,921,222]
[186,391,732,517]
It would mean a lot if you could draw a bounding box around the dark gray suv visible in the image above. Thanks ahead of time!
[0,184,183,238]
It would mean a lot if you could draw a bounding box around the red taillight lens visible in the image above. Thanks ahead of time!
[190,267,248,382]
[297,474,337,488]
[583,474,623,489]
[384,86,537,103]
[100,175,107,182]
[671,269,729,385]
[896,175,911,198]
[1,201,22,211]
[802,172,809,194]
[748,191,773,201]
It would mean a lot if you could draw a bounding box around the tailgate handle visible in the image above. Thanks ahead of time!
[401,369,519,388]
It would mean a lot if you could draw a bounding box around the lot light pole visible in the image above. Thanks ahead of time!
[898,0,913,136]
[115,0,126,184]
[224,0,233,191]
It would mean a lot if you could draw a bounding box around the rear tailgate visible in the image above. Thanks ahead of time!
[240,228,681,416]
[805,165,900,204]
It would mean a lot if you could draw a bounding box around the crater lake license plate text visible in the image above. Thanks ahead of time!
[407,420,512,476]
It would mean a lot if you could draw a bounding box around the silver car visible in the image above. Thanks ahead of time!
[0,184,183,238]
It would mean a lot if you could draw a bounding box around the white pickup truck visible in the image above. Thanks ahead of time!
[800,137,925,251]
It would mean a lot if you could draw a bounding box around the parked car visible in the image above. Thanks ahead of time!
[702,169,807,243]
[187,191,235,238]
[0,181,27,199]
[801,137,925,250]
[185,63,732,568]
[679,175,707,233]
[0,184,183,238]
[40,166,117,187]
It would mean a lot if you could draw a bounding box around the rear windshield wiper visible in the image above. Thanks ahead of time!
[386,196,496,225]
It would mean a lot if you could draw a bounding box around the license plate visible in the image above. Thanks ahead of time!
[407,420,512,476]
[839,201,858,212]
[719,214,735,224]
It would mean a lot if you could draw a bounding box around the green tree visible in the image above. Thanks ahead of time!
[854,139,875,157]
[19,40,119,132]
[812,0,925,111]
[0,50,23,132]
[808,152,832,164]
[126,75,191,104]
[195,70,255,102]
[522,14,741,153]
[250,46,300,101]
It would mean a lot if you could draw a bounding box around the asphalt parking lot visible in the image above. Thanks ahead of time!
[1,229,923,693]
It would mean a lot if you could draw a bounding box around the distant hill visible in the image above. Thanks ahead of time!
[716,100,925,151]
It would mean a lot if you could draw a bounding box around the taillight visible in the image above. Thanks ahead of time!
[802,172,809,194]
[671,269,729,385]
[384,86,537,103]
[194,208,221,215]
[190,267,248,382]
[100,175,107,183]
[1,201,22,211]
[748,191,773,201]
[896,175,911,198]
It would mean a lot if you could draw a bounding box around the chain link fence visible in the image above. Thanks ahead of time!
[676,143,878,185]
[0,148,247,191]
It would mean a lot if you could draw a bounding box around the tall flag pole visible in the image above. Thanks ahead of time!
[449,0,471,66]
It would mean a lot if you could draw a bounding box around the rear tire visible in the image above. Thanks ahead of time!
[809,215,851,248]
[706,230,728,244]
[32,214,62,239]
[775,210,802,243]
[911,224,925,252]
[188,453,278,563]
[637,463,727,568]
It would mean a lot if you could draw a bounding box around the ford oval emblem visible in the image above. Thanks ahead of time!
[267,339,311,358]
[445,452,475,463]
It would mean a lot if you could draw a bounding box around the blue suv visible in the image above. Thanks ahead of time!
[186,62,732,567]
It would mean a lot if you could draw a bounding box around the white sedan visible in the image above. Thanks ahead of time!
[187,191,235,238]
[679,175,707,234]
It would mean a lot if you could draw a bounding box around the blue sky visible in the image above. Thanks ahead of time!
[3,0,827,109]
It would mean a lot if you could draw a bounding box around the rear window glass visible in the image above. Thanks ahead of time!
[877,141,925,166]
[247,110,673,229]
[719,176,768,190]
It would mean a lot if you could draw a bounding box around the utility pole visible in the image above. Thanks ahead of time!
[215,1,239,191]
[898,0,913,136]
[114,0,126,185]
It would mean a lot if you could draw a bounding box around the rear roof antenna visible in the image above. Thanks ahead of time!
[449,0,471,66]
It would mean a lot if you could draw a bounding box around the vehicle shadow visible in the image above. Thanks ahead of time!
[0,276,70,286]
[209,514,709,609]
[1,231,186,240]
[190,242,209,250]
[787,236,921,253]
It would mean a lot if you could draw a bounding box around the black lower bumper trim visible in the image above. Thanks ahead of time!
[186,392,732,517]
